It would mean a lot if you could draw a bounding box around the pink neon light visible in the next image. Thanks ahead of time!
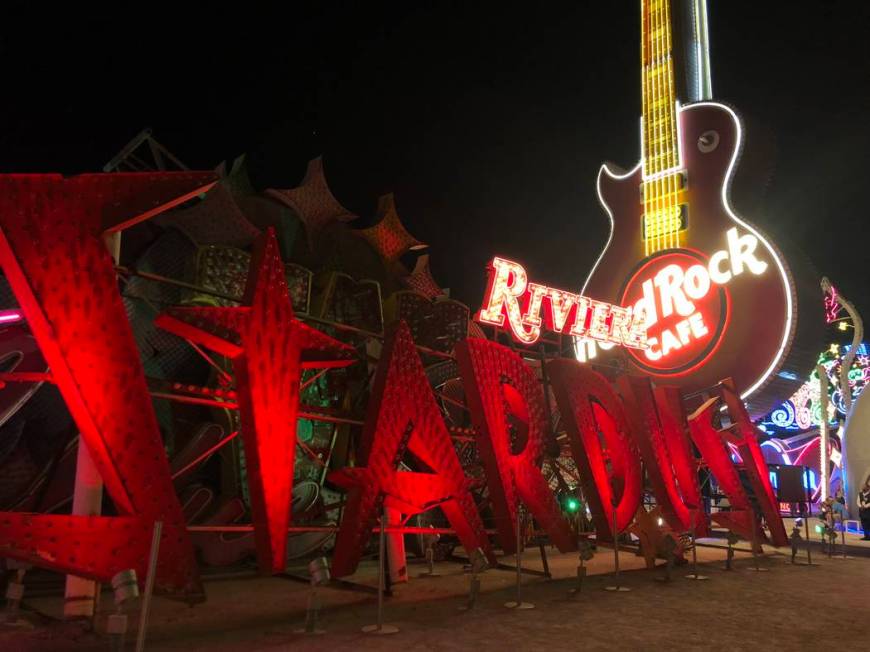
[0,310,23,324]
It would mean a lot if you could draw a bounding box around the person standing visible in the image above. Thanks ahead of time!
[859,478,870,541]
[832,485,847,524]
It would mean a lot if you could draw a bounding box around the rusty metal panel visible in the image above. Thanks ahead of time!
[386,291,469,354]
[356,194,425,263]
[401,254,445,300]
[156,182,260,248]
[265,157,356,249]
[192,244,312,314]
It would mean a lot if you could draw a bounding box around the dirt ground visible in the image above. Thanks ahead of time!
[3,540,870,651]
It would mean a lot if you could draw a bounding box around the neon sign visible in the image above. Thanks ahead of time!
[621,227,768,374]
[476,256,647,349]
[761,343,870,434]
[0,173,791,594]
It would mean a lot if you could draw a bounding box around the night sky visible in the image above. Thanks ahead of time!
[2,2,869,317]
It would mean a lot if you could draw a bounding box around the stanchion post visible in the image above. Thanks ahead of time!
[418,527,441,578]
[685,508,708,580]
[3,561,31,628]
[107,569,138,652]
[569,539,593,596]
[459,548,489,611]
[605,500,630,592]
[134,521,162,652]
[803,510,813,565]
[747,519,769,573]
[724,531,737,571]
[362,505,399,634]
[295,557,330,635]
[505,507,534,609]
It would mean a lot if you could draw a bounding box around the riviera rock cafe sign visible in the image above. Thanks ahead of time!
[475,256,649,348]
[620,227,771,373]
[477,226,769,364]
[0,174,786,602]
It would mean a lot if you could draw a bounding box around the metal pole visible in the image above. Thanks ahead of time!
[505,508,534,609]
[605,502,630,591]
[686,509,708,580]
[613,504,619,583]
[804,512,813,566]
[362,506,398,634]
[64,230,120,622]
[376,511,385,626]
[64,441,104,621]
[135,521,162,652]
[818,364,829,501]
[747,520,768,572]
[515,513,522,604]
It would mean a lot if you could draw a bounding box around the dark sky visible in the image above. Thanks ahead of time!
[2,1,869,317]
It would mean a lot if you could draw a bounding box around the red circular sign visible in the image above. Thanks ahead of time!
[620,250,729,376]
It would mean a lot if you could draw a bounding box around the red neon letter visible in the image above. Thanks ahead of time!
[617,375,701,534]
[329,322,495,577]
[547,359,642,540]
[687,397,758,541]
[686,379,786,547]
[719,378,788,546]
[653,385,708,536]
[0,173,216,597]
[456,338,575,552]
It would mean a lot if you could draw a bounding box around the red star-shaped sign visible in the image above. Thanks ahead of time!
[156,228,355,574]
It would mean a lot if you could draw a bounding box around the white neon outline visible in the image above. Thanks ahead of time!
[478,255,647,350]
[760,439,793,466]
[576,101,796,403]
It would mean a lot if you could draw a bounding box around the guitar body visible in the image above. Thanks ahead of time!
[583,102,795,398]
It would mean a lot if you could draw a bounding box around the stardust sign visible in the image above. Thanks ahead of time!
[0,172,788,603]
[475,256,648,349]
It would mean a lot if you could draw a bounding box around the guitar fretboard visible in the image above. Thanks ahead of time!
[641,0,686,254]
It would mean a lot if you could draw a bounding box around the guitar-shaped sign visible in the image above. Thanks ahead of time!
[579,0,796,401]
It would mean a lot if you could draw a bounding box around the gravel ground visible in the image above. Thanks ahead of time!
[3,542,870,651]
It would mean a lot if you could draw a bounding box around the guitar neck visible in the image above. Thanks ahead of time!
[641,0,680,178]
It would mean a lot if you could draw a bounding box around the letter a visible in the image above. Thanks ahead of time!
[329,322,495,577]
